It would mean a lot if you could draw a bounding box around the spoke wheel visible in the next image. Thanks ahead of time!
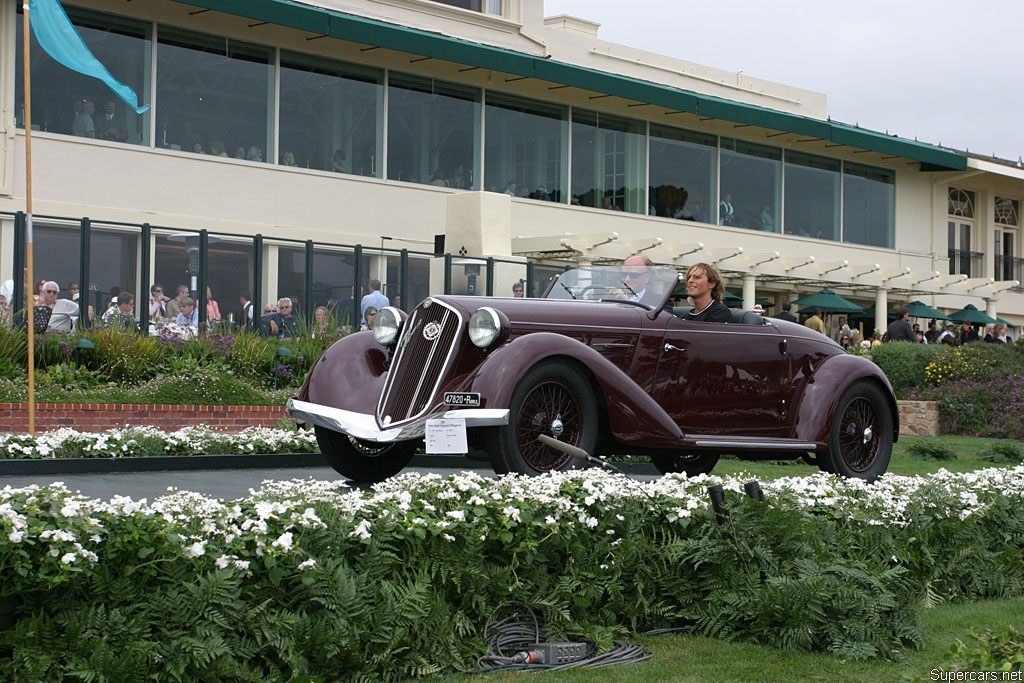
[822,382,893,482]
[314,426,417,483]
[487,362,597,475]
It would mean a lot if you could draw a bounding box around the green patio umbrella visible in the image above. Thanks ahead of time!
[898,300,950,320]
[792,289,864,314]
[723,292,773,308]
[855,305,894,321]
[996,317,1017,329]
[946,304,999,325]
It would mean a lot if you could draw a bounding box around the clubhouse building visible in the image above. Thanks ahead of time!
[1,0,1021,331]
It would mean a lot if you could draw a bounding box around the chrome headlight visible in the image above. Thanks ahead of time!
[468,307,506,348]
[372,306,403,345]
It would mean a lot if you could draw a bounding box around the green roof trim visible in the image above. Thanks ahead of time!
[174,0,967,171]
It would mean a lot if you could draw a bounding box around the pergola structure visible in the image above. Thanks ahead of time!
[513,232,1019,332]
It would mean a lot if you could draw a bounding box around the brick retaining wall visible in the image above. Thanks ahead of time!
[0,403,290,433]
[0,401,939,437]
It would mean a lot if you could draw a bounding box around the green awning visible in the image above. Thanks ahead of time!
[174,0,967,171]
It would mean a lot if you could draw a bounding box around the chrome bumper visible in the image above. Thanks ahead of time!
[287,398,509,443]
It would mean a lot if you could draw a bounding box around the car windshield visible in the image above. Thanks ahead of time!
[543,265,681,307]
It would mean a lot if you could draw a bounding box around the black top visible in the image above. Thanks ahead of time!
[684,300,732,323]
[773,310,798,322]
[884,318,916,343]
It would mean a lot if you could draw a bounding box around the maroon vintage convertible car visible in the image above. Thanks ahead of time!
[288,266,897,483]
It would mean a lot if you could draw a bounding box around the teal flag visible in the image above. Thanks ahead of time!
[29,0,150,114]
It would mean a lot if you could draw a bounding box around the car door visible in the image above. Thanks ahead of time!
[650,316,788,435]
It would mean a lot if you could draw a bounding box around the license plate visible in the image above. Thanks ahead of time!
[443,392,481,407]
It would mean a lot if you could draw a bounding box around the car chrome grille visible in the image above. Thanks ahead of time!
[377,299,463,426]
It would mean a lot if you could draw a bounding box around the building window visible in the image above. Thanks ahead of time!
[428,0,503,14]
[156,28,273,160]
[948,187,975,218]
[995,197,1019,226]
[784,151,840,239]
[386,75,479,187]
[719,138,781,231]
[648,125,717,222]
[15,7,151,144]
[571,110,646,212]
[948,187,979,277]
[279,53,382,175]
[484,94,566,200]
[33,222,139,320]
[842,163,894,248]
[994,197,1021,289]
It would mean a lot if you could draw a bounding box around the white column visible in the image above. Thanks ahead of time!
[742,272,756,309]
[874,288,888,337]
[985,298,999,323]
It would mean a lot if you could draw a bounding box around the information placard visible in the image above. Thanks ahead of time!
[425,418,468,454]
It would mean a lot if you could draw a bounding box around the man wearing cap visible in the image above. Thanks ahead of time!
[937,322,957,346]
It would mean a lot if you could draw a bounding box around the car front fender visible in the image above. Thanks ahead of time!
[465,332,684,444]
[791,354,899,446]
[295,332,390,413]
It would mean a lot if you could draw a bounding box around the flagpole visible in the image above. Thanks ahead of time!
[22,2,36,435]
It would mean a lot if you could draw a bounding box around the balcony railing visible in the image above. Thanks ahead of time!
[995,254,1024,292]
[948,250,984,278]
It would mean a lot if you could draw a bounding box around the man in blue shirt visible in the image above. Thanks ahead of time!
[361,279,389,321]
[175,297,199,329]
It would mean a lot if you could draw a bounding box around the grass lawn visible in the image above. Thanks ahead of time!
[455,598,1024,682]
[452,436,1024,682]
[710,434,1017,481]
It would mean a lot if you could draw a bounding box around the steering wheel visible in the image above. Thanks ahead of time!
[579,285,615,300]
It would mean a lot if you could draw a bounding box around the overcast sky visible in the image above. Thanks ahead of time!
[543,0,1024,162]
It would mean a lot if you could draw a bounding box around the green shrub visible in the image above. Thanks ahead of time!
[913,374,1024,440]
[923,343,1024,387]
[870,342,944,394]
[945,626,1024,672]
[129,366,276,405]
[33,333,76,370]
[978,441,1024,465]
[227,331,276,383]
[35,364,104,392]
[90,329,166,385]
[906,438,957,461]
[0,328,27,379]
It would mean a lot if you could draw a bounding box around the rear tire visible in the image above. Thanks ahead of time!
[650,452,720,476]
[486,361,598,476]
[314,426,417,483]
[819,382,893,482]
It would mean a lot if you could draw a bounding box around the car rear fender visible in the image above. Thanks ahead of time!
[296,332,390,411]
[791,354,899,445]
[467,332,684,443]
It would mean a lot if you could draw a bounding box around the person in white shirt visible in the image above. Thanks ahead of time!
[40,280,80,333]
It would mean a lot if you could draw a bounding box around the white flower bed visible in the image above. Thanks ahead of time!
[0,425,319,459]
[3,466,1021,578]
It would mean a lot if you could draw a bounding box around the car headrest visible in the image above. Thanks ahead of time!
[673,306,765,325]
[730,309,766,325]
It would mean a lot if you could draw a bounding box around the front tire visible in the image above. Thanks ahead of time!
[486,361,598,475]
[314,426,417,483]
[650,452,720,476]
[819,382,893,482]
